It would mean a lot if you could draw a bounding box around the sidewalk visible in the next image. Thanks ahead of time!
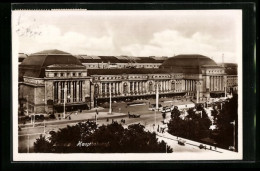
[144,122,235,154]
[19,111,127,127]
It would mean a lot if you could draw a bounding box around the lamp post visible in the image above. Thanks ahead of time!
[154,83,159,132]
[27,135,29,153]
[196,81,200,104]
[155,83,159,111]
[43,119,45,134]
[230,120,236,151]
[61,87,67,119]
[108,83,112,114]
[26,95,29,116]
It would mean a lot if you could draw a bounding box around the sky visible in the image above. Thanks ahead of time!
[12,10,242,63]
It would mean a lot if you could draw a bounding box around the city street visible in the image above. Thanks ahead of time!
[18,97,234,155]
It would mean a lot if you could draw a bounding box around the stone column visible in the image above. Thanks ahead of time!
[64,81,66,103]
[212,76,214,91]
[58,81,61,103]
[76,81,79,101]
[53,82,55,102]
[104,82,107,95]
[209,77,212,91]
[114,82,117,94]
[215,76,217,91]
[211,76,214,91]
[128,81,131,94]
[220,76,223,91]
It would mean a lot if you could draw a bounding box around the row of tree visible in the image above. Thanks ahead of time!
[167,95,238,150]
[168,106,211,141]
[34,121,173,153]
[211,94,238,150]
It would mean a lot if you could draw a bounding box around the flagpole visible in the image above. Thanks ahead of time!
[108,84,112,114]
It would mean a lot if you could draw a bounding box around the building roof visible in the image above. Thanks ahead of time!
[78,55,167,64]
[160,54,218,74]
[19,49,84,78]
[18,53,28,62]
[223,63,238,75]
[46,64,86,70]
[161,54,217,67]
[88,68,184,76]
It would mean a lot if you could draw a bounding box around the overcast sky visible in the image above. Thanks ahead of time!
[12,10,242,63]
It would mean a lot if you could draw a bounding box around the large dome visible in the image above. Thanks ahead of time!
[20,49,84,78]
[161,54,217,68]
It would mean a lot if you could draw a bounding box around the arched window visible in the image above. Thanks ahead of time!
[123,83,128,93]
[171,81,175,90]
[149,82,153,92]
[94,84,99,96]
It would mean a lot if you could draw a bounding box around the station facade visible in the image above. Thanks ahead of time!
[18,50,237,114]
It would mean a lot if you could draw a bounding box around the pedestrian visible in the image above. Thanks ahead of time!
[69,116,71,120]
[162,128,165,133]
[157,125,160,132]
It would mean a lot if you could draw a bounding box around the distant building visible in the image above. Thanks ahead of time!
[19,50,92,114]
[223,63,238,94]
[18,50,238,114]
[18,53,28,65]
[76,55,167,69]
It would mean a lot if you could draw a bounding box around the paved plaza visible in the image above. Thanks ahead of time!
[18,97,235,155]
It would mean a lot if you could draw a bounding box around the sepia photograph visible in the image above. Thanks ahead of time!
[12,9,242,161]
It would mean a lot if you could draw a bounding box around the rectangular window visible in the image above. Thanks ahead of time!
[102,83,105,93]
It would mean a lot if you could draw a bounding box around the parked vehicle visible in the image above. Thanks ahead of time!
[128,113,141,118]
[162,106,171,113]
[199,144,205,149]
[177,139,186,146]
[150,104,163,111]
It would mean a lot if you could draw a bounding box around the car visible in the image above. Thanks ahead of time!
[177,139,186,146]
[162,106,171,113]
[150,104,163,111]
[128,113,141,118]
[199,144,206,149]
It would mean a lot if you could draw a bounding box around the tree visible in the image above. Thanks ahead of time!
[171,106,181,119]
[34,135,53,153]
[168,107,211,141]
[34,121,173,153]
[214,95,238,149]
